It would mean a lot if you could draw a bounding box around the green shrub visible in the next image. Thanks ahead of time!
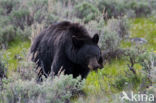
[0,74,84,103]
[97,0,152,19]
[10,8,32,30]
[74,2,100,23]
[124,47,154,90]
[0,24,31,48]
[0,15,10,26]
[58,0,81,6]
[0,53,7,78]
[16,61,36,80]
[99,17,129,51]
[0,0,59,48]
[106,17,129,39]
[85,17,105,36]
[113,73,141,91]
[99,28,120,51]
[97,0,126,19]
[27,0,48,23]
[126,0,151,17]
[0,0,19,15]
[0,62,6,78]
[0,25,16,48]
[16,26,32,40]
[113,76,128,91]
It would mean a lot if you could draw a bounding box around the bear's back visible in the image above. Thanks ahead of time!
[47,21,91,40]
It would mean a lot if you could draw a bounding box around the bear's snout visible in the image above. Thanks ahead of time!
[93,64,100,70]
[88,57,100,70]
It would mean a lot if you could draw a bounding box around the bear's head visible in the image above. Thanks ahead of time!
[72,34,103,70]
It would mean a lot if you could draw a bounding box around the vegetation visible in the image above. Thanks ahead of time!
[0,0,156,103]
[0,73,84,103]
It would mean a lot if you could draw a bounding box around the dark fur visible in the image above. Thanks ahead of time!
[31,21,103,80]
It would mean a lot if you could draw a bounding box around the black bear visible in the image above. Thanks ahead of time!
[31,21,103,80]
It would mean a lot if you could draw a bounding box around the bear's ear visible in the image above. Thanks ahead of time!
[72,36,83,48]
[92,34,99,44]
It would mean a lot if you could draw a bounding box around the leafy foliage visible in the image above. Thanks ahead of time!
[74,2,100,23]
[0,53,7,78]
[0,73,84,103]
[99,17,129,52]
